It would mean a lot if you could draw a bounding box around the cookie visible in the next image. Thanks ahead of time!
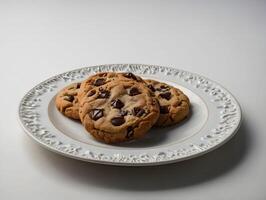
[55,82,81,120]
[78,72,144,104]
[145,79,190,127]
[79,80,159,144]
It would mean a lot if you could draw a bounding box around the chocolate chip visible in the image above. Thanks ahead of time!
[160,92,171,100]
[120,110,128,116]
[94,78,105,86]
[160,106,169,114]
[133,107,145,117]
[111,99,124,109]
[89,109,104,120]
[87,90,96,97]
[161,85,168,89]
[76,83,81,88]
[64,95,74,102]
[98,90,110,98]
[126,126,134,138]
[128,87,141,96]
[147,84,156,92]
[111,116,125,126]
[123,72,138,81]
[157,85,170,92]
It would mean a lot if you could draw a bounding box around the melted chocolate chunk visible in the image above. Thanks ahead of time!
[76,83,81,88]
[133,107,145,117]
[111,116,125,126]
[128,87,141,96]
[157,85,170,92]
[89,109,104,120]
[160,92,171,100]
[111,99,124,109]
[123,72,138,81]
[64,95,74,102]
[177,101,182,106]
[98,90,110,98]
[120,110,128,116]
[87,90,96,97]
[161,85,169,89]
[126,126,134,138]
[94,78,105,86]
[148,84,156,92]
[160,106,169,114]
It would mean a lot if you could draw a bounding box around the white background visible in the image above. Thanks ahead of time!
[1,0,266,199]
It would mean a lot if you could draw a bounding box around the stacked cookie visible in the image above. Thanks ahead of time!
[56,72,190,144]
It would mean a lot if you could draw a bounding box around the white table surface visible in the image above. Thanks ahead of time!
[1,1,266,199]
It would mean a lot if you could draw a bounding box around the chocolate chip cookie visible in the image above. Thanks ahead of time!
[78,72,144,104]
[79,80,159,144]
[145,79,190,127]
[55,82,81,120]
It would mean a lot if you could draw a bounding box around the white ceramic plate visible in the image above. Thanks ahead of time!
[19,64,242,166]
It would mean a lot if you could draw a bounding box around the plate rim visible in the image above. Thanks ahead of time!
[18,64,242,166]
